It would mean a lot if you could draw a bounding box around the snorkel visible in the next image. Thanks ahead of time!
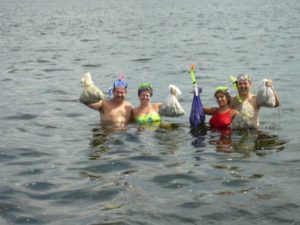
[190,64,198,95]
[230,75,242,103]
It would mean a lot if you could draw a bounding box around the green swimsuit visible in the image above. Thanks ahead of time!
[135,113,161,125]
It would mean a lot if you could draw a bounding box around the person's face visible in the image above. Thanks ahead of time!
[215,93,228,107]
[237,80,251,96]
[113,87,126,100]
[139,91,151,104]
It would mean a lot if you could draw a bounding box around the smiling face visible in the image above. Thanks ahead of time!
[139,90,151,105]
[214,90,231,108]
[237,79,251,97]
[113,87,126,101]
[215,93,228,107]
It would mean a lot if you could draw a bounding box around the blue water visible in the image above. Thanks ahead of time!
[1,0,300,224]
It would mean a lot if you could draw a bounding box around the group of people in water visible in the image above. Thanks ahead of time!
[85,73,280,130]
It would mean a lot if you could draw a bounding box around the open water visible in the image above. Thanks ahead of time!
[1,0,300,224]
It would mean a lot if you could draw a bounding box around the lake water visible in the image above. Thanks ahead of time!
[1,0,300,224]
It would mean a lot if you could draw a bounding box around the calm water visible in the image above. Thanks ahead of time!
[1,0,300,224]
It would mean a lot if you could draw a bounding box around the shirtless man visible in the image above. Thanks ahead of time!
[88,79,133,128]
[231,74,280,128]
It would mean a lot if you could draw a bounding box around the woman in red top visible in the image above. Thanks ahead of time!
[204,87,239,130]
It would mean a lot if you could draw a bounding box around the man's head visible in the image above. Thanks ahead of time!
[235,74,252,97]
[112,78,128,100]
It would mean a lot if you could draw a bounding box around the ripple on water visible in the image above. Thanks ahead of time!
[84,160,133,174]
[202,207,255,224]
[151,173,204,189]
[0,185,45,224]
[177,201,204,209]
[82,63,102,68]
[132,58,153,62]
[17,168,44,176]
[2,147,50,159]
[49,187,123,205]
[1,113,38,121]
[24,181,56,192]
[42,68,71,72]
[129,155,164,162]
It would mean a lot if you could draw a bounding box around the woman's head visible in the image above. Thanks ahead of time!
[138,83,153,97]
[214,86,231,106]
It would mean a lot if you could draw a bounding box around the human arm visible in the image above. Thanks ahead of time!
[230,108,239,119]
[204,107,217,115]
[154,103,162,111]
[265,80,280,107]
[88,99,103,111]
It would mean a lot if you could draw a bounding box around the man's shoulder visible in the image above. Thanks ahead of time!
[123,100,134,109]
[249,95,258,105]
[230,96,239,107]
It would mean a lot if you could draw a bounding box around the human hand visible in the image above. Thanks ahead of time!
[265,79,273,88]
[169,84,181,96]
[170,88,177,95]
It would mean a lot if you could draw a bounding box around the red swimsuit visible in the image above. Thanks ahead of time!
[209,109,232,129]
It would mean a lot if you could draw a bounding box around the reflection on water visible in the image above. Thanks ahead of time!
[232,129,286,156]
[190,125,286,156]
[90,122,287,163]
[190,123,208,149]
[90,122,185,159]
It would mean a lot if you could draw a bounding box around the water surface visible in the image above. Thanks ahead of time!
[1,0,300,224]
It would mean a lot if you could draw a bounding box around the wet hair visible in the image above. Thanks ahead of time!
[138,83,153,97]
[214,89,231,105]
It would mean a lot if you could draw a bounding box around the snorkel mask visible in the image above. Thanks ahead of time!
[108,73,128,97]
[113,72,128,89]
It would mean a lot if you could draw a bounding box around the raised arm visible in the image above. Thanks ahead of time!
[88,99,103,111]
[272,88,280,107]
[266,80,280,107]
